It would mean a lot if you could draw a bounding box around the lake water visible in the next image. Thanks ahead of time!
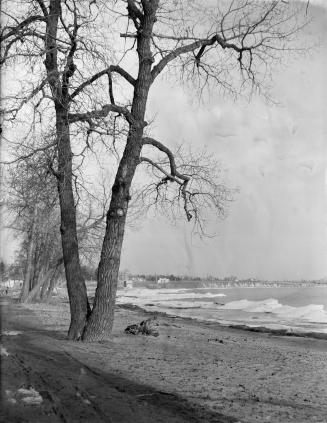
[116,286,327,334]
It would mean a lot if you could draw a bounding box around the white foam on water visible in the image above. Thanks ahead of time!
[221,299,327,324]
[221,298,280,312]
[117,288,225,304]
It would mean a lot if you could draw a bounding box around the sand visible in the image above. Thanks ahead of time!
[1,298,327,423]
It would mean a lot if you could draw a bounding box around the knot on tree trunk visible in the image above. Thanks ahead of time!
[108,207,125,218]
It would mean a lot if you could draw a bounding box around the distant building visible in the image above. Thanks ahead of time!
[157,277,170,285]
[131,276,145,282]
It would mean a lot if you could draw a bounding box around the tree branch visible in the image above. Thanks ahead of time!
[151,33,255,82]
[142,137,189,182]
[2,78,49,117]
[0,15,46,42]
[0,142,57,165]
[107,71,115,105]
[35,0,49,17]
[141,137,192,220]
[127,0,143,29]
[61,1,78,95]
[151,39,204,81]
[139,157,178,183]
[71,65,135,99]
[68,104,134,124]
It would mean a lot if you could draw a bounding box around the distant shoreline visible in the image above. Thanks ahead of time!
[176,283,327,289]
[115,280,327,290]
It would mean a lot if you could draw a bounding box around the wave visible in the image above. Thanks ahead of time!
[221,299,327,324]
[116,288,327,335]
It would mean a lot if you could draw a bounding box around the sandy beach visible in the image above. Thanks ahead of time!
[1,298,327,423]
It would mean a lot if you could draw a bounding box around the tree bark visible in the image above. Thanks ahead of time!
[56,107,89,339]
[20,207,37,302]
[41,0,89,339]
[82,133,142,341]
[82,2,158,341]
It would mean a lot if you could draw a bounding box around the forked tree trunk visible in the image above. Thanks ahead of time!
[56,108,89,340]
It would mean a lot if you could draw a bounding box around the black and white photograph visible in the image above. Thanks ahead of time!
[0,1,326,422]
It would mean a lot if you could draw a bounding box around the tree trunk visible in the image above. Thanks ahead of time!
[45,274,61,301]
[56,107,89,340]
[39,273,50,300]
[20,207,37,302]
[41,258,63,300]
[31,244,43,290]
[82,137,142,341]
[43,267,59,300]
[81,158,131,340]
[25,268,50,303]
[82,3,158,341]
[42,0,88,339]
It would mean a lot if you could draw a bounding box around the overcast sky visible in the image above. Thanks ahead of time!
[120,2,327,280]
[1,1,326,281]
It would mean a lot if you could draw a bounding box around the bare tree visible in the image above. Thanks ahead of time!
[5,152,107,303]
[1,0,117,338]
[5,152,59,301]
[1,0,308,341]
[69,0,307,341]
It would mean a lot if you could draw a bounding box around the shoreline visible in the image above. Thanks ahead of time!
[118,303,327,341]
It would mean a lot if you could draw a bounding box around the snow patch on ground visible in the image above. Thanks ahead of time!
[17,387,43,405]
[1,346,10,356]
[5,390,18,404]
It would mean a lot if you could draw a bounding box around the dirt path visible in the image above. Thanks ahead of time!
[0,299,237,423]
